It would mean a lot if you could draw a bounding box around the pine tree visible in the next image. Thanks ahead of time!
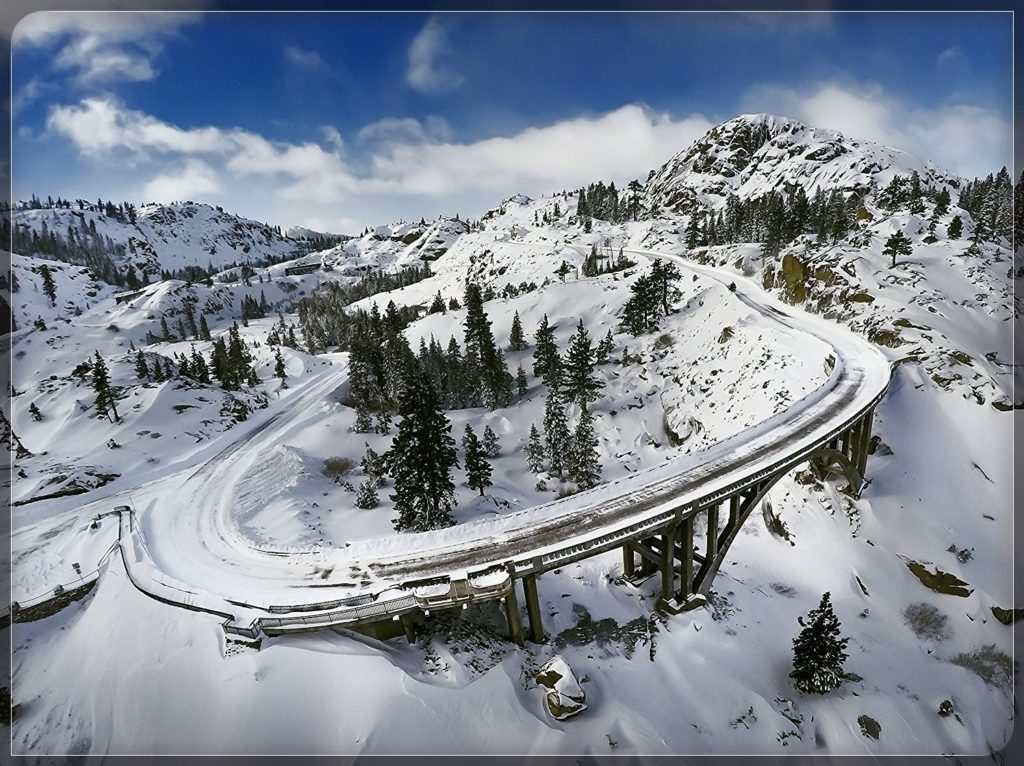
[790,592,850,695]
[543,377,570,476]
[135,350,149,380]
[568,404,601,490]
[595,330,614,364]
[462,424,492,496]
[947,215,963,239]
[429,291,446,314]
[91,351,119,423]
[28,402,43,421]
[882,231,913,268]
[361,444,387,489]
[274,347,287,387]
[160,316,174,342]
[563,319,602,406]
[199,313,212,341]
[526,423,545,473]
[508,311,527,351]
[649,259,682,316]
[387,367,458,531]
[532,314,560,384]
[482,425,501,458]
[354,480,379,509]
[39,264,57,307]
[515,364,528,398]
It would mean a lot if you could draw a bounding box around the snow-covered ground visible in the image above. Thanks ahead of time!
[3,114,1015,756]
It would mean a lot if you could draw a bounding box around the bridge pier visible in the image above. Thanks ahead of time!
[503,581,525,647]
[400,613,417,643]
[622,541,636,579]
[523,573,545,644]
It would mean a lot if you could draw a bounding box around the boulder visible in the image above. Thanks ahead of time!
[534,655,587,720]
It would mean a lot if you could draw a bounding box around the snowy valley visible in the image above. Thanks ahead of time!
[1,114,1018,756]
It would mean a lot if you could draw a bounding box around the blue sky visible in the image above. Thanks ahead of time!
[11,11,1014,232]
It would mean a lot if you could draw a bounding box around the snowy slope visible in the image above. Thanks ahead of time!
[12,202,300,278]
[644,113,958,214]
[4,114,1015,757]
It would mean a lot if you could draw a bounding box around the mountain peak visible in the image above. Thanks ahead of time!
[645,113,951,215]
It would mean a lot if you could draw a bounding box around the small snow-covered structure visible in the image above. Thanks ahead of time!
[534,655,587,720]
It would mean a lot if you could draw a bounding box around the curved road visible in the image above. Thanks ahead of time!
[118,247,891,631]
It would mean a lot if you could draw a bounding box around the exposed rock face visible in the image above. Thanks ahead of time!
[534,655,587,720]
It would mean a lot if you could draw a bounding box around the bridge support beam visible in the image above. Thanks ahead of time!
[503,584,524,647]
[679,515,694,598]
[400,613,417,643]
[622,541,635,579]
[660,526,676,602]
[523,574,544,644]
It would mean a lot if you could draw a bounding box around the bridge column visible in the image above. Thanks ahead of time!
[400,613,417,643]
[705,504,719,564]
[622,541,636,579]
[523,573,545,644]
[660,525,677,602]
[503,579,525,647]
[857,409,874,478]
[679,515,694,598]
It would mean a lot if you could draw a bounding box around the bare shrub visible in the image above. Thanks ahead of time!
[950,644,1014,688]
[323,457,356,482]
[903,602,951,643]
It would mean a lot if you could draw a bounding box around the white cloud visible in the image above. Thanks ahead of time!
[13,10,201,84]
[46,96,714,230]
[284,45,332,75]
[357,115,452,145]
[406,17,463,94]
[143,159,221,202]
[363,105,712,196]
[937,46,965,66]
[739,80,1011,178]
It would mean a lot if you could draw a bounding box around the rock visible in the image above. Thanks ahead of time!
[534,655,587,720]
[990,605,1024,625]
[858,714,881,739]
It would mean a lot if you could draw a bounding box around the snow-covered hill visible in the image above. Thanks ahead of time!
[12,201,300,280]
[644,113,958,214]
[3,113,1016,756]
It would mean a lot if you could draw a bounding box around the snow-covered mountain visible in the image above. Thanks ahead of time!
[644,113,958,214]
[11,201,301,280]
[3,114,1017,756]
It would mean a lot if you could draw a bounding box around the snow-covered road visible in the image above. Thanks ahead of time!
[87,246,892,633]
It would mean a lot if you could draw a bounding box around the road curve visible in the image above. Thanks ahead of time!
[118,247,891,632]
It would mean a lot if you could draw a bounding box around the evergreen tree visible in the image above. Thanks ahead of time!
[360,444,387,489]
[190,345,210,384]
[463,282,511,408]
[595,330,614,364]
[568,404,601,490]
[134,350,149,380]
[947,215,964,239]
[526,423,545,473]
[199,313,212,341]
[462,424,492,496]
[532,314,560,384]
[883,230,913,268]
[543,377,570,476]
[28,402,43,421]
[790,592,850,695]
[39,264,57,307]
[354,480,379,509]
[563,319,602,406]
[508,311,527,351]
[160,316,174,341]
[274,347,287,387]
[515,364,528,398]
[649,259,682,316]
[482,425,501,458]
[387,368,458,532]
[429,291,446,315]
[91,351,119,423]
